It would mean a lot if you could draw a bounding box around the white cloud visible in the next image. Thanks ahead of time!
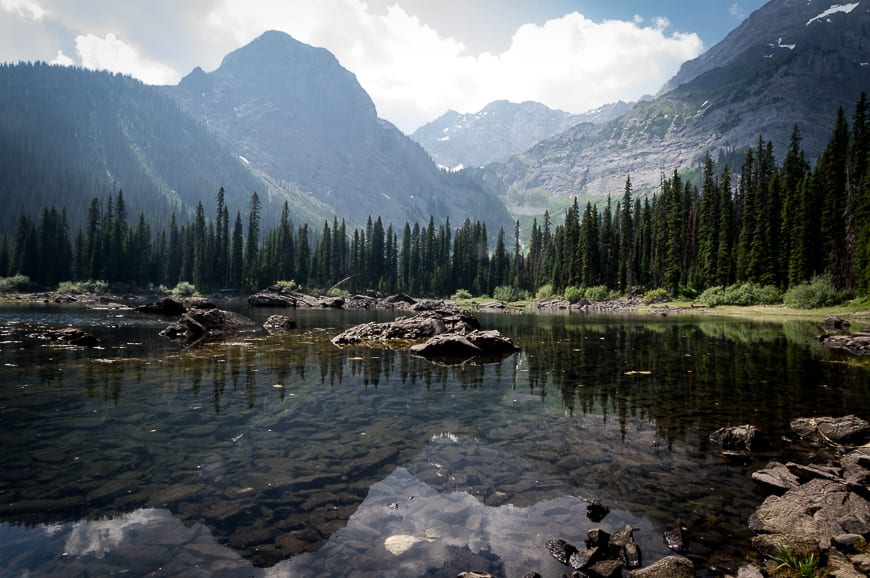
[0,0,46,20]
[74,32,179,84]
[50,49,74,66]
[204,1,703,132]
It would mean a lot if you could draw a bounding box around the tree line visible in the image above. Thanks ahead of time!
[3,95,870,300]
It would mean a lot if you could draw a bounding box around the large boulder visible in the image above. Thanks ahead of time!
[709,424,768,451]
[134,297,186,316]
[819,333,870,355]
[748,478,870,549]
[160,303,259,342]
[408,330,518,362]
[790,415,870,446]
[248,289,296,307]
[331,310,480,346]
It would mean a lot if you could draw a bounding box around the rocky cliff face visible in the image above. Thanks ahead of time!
[412,100,632,170]
[168,31,512,231]
[488,0,870,212]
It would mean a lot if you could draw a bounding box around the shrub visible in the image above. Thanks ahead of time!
[698,286,726,306]
[535,284,554,300]
[563,285,584,303]
[57,280,109,295]
[171,281,197,297]
[275,280,298,291]
[585,285,612,302]
[783,275,844,309]
[0,274,33,293]
[451,288,473,301]
[643,288,670,304]
[698,283,782,306]
[326,287,350,298]
[493,285,527,302]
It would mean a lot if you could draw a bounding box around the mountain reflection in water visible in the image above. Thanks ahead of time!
[1,305,868,577]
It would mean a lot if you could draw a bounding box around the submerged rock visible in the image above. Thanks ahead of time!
[46,327,100,346]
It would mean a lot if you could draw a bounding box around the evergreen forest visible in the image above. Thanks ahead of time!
[4,95,870,304]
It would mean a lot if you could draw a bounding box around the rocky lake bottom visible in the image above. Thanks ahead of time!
[1,303,868,577]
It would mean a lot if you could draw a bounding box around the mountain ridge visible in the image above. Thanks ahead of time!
[487,0,870,215]
[166,30,513,232]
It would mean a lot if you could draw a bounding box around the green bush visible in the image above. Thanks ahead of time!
[535,284,554,300]
[57,280,109,295]
[783,275,844,309]
[326,287,349,298]
[275,280,298,291]
[451,288,473,301]
[171,281,197,297]
[585,285,612,302]
[698,283,782,306]
[563,285,584,303]
[643,288,670,303]
[0,274,33,293]
[493,285,527,302]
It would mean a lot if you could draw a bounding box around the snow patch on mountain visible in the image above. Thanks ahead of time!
[806,3,860,26]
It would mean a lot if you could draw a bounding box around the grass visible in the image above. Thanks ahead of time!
[772,549,819,578]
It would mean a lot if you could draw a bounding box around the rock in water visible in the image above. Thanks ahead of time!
[628,555,695,577]
[160,303,258,342]
[709,424,767,451]
[263,314,297,333]
[134,297,186,315]
[546,538,578,565]
[790,415,870,446]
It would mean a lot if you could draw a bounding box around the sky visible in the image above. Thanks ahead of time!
[0,0,768,133]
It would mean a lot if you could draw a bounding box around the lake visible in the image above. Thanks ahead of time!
[1,302,868,577]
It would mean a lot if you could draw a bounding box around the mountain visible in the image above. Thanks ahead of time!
[0,62,333,237]
[489,0,870,213]
[411,99,632,170]
[167,31,512,231]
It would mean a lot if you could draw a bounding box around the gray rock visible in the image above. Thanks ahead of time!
[47,327,100,347]
[750,533,820,559]
[662,527,685,552]
[263,314,297,333]
[627,555,694,578]
[160,303,259,341]
[709,424,767,451]
[546,538,578,565]
[134,297,186,315]
[790,415,870,446]
[735,564,764,578]
[819,333,870,355]
[748,478,870,549]
[409,329,519,361]
[752,461,801,494]
[826,548,866,578]
[832,533,867,554]
[331,310,480,346]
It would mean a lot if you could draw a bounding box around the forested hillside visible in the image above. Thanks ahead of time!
[0,62,332,237]
[3,96,870,304]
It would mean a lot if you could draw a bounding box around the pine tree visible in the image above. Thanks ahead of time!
[818,108,850,288]
[244,192,261,290]
[697,155,720,288]
[618,177,635,291]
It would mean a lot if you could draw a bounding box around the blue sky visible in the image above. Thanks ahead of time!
[0,0,770,131]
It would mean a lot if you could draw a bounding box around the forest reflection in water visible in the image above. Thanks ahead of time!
[0,305,868,576]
